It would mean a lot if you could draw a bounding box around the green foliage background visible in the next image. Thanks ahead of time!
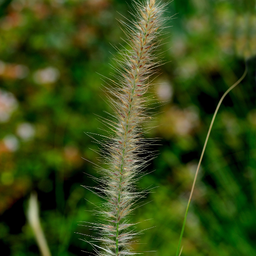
[0,0,255,255]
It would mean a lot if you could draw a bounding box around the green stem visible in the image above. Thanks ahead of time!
[176,66,247,256]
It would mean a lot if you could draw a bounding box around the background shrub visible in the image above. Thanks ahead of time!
[0,0,255,255]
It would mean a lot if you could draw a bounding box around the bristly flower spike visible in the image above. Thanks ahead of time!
[83,1,165,256]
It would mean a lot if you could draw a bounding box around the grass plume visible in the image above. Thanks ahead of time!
[82,1,166,256]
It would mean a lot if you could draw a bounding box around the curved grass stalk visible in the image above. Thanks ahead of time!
[176,66,248,256]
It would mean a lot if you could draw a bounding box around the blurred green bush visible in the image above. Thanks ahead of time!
[0,0,255,255]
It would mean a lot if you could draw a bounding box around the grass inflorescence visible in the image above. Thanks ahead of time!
[82,1,166,256]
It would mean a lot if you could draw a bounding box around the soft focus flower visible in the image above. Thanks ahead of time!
[0,61,29,79]
[16,123,35,141]
[0,89,18,122]
[0,11,23,30]
[176,58,198,80]
[174,107,199,136]
[169,35,187,58]
[3,135,19,152]
[14,65,29,79]
[156,79,173,102]
[158,106,200,138]
[33,67,59,84]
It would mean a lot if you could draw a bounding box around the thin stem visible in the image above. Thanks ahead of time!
[176,66,247,256]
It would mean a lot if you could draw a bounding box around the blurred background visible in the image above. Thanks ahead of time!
[0,0,255,255]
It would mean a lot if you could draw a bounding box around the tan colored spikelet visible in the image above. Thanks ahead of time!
[150,0,156,6]
[83,1,166,256]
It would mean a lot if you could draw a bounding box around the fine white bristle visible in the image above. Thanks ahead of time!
[84,1,166,255]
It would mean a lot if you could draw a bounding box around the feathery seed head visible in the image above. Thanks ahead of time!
[84,1,165,256]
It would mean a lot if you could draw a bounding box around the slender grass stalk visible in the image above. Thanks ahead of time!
[83,1,165,256]
[27,193,52,256]
[176,66,247,256]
